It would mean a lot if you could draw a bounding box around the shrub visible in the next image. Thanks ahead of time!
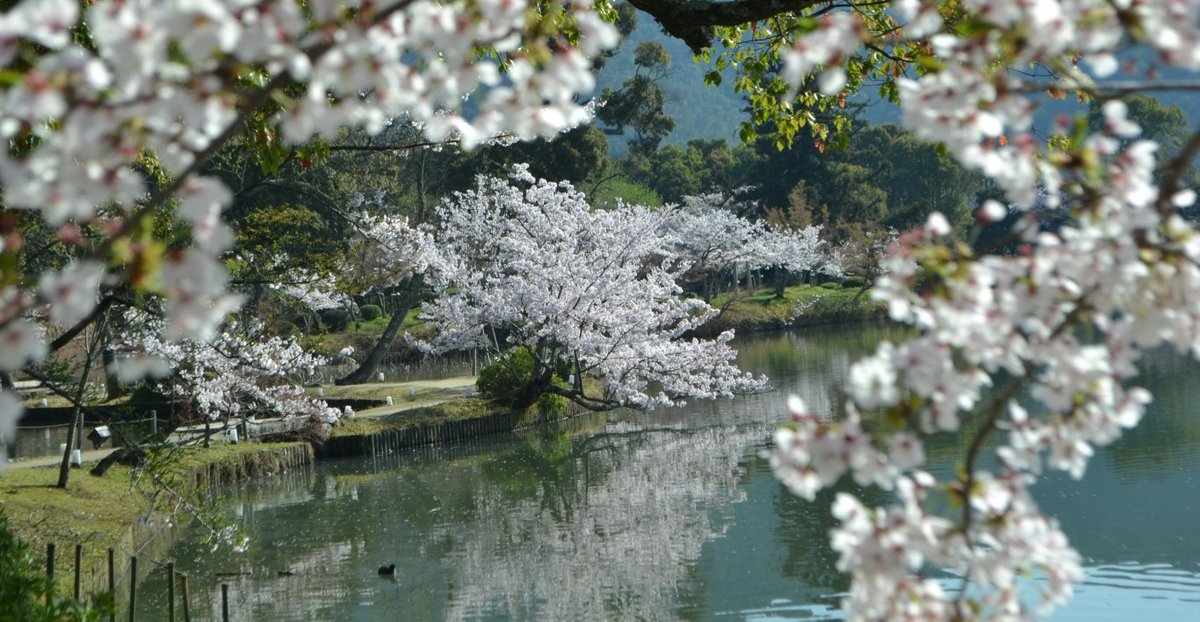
[476,348,537,407]
[842,276,866,288]
[534,391,568,418]
[0,509,111,620]
[359,304,383,321]
[319,308,352,332]
[820,282,842,290]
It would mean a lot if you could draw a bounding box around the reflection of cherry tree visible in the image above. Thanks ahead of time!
[434,421,773,620]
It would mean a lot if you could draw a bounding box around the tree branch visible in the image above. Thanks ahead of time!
[48,295,129,354]
[626,0,824,53]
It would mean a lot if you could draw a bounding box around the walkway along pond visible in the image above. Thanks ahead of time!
[133,324,1200,621]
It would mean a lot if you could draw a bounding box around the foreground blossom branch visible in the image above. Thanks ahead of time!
[766,0,1200,619]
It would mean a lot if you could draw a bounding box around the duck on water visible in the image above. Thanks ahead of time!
[378,564,397,576]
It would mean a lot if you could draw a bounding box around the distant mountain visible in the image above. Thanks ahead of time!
[596,24,1199,155]
[596,17,745,153]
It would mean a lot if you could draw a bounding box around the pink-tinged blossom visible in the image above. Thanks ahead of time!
[123,310,339,430]
[767,0,1200,613]
[38,260,106,326]
[780,13,864,96]
[114,355,173,385]
[887,432,925,471]
[846,344,900,410]
[665,192,831,291]
[0,321,47,372]
[0,0,620,389]
[0,390,21,470]
[179,176,234,252]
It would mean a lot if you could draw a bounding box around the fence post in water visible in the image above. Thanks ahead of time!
[107,548,115,622]
[167,562,175,622]
[45,542,55,606]
[221,583,230,621]
[74,543,83,600]
[128,556,137,622]
[179,573,191,622]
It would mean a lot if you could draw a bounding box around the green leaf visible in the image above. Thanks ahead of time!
[739,122,757,145]
[915,55,944,72]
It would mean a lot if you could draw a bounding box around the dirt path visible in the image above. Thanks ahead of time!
[7,448,116,470]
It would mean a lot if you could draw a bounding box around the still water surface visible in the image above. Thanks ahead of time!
[139,325,1200,620]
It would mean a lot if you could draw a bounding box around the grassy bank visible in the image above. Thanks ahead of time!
[0,442,311,597]
[700,284,887,336]
[320,388,602,460]
[302,307,427,355]
[333,398,495,438]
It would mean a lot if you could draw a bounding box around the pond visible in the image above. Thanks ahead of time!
[136,324,1200,620]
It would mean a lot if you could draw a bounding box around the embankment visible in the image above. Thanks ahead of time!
[1,442,315,601]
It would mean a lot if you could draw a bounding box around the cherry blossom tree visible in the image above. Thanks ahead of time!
[0,0,619,464]
[333,212,442,384]
[668,191,832,300]
[417,165,764,410]
[1,0,1197,617]
[120,310,339,443]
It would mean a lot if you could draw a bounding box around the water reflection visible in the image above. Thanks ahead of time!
[138,325,1200,621]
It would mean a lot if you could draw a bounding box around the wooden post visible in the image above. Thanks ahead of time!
[107,548,115,622]
[179,573,191,622]
[74,543,83,601]
[221,583,230,622]
[128,556,137,622]
[166,562,175,622]
[45,542,56,606]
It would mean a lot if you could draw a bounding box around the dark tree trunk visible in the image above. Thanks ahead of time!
[58,313,110,488]
[58,345,99,488]
[512,362,555,411]
[336,280,422,385]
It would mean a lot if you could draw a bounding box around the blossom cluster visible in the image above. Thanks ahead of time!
[772,0,1200,619]
[0,0,617,457]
